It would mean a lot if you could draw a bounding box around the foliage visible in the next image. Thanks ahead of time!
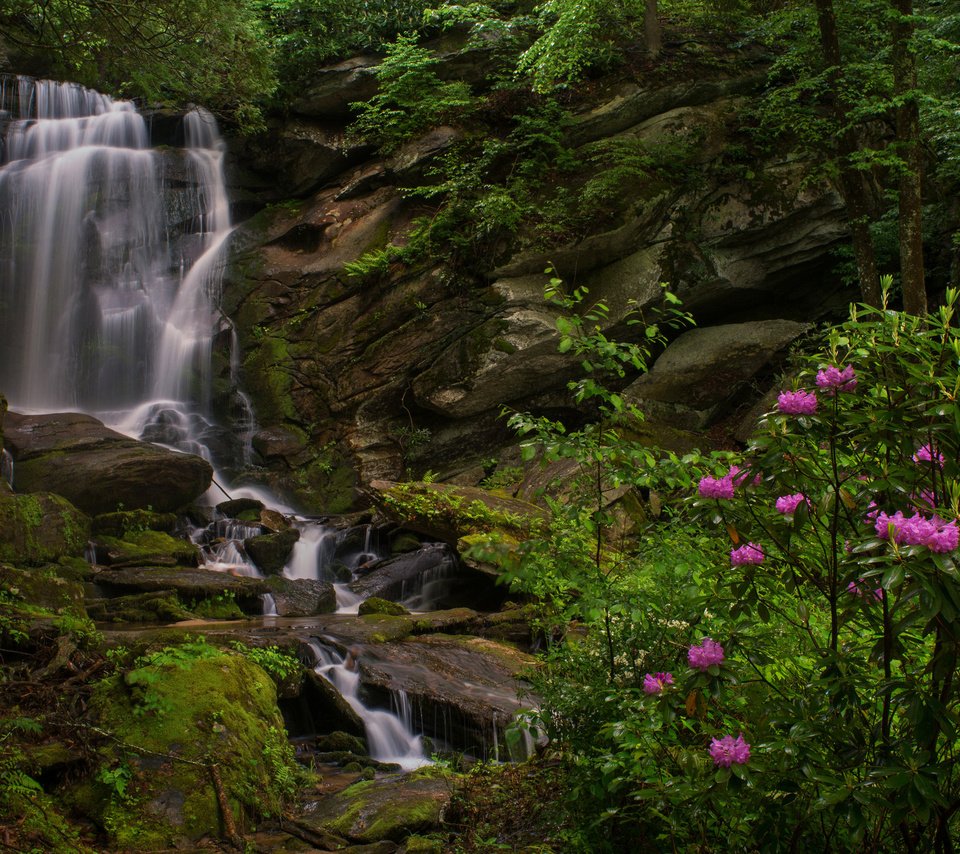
[126,637,223,718]
[381,482,534,536]
[0,0,277,129]
[230,642,301,682]
[516,0,646,91]
[349,34,476,152]
[502,274,694,675]
[519,283,960,850]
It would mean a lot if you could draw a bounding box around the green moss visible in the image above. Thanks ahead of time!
[0,491,90,565]
[82,644,302,849]
[241,334,296,425]
[358,597,408,617]
[95,530,200,567]
[92,510,178,537]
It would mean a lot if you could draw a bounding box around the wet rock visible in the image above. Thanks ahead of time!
[348,544,462,605]
[315,731,367,755]
[216,497,264,518]
[357,635,536,756]
[253,426,307,460]
[4,411,212,515]
[265,575,337,616]
[300,670,367,739]
[245,528,301,574]
[291,56,380,117]
[297,768,456,844]
[0,490,90,566]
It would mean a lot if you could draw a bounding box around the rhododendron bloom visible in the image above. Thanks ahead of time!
[777,390,818,415]
[642,672,674,694]
[709,734,751,767]
[730,543,764,565]
[914,444,945,469]
[775,493,808,515]
[728,465,761,487]
[688,638,725,671]
[698,475,734,499]
[874,510,959,553]
[816,364,857,394]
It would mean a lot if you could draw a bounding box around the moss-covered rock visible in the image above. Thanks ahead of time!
[265,575,336,616]
[85,590,196,624]
[91,530,201,568]
[0,491,90,565]
[0,563,86,616]
[76,644,301,850]
[245,528,300,575]
[297,767,458,844]
[91,509,178,538]
[358,597,408,617]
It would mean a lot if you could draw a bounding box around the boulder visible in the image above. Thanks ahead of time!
[291,56,380,117]
[90,531,201,568]
[265,575,337,616]
[4,412,212,515]
[626,319,810,429]
[76,649,296,849]
[296,769,456,844]
[348,544,461,606]
[0,490,90,566]
[245,528,301,575]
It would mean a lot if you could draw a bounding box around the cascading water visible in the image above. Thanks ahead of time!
[307,640,428,770]
[0,75,237,463]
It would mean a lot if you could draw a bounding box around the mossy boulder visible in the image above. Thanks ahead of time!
[297,768,457,844]
[358,597,408,617]
[245,528,301,575]
[91,530,201,568]
[85,590,196,624]
[77,645,299,850]
[91,510,178,537]
[91,566,268,612]
[0,490,90,565]
[0,563,86,616]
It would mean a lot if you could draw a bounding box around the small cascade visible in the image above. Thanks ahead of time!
[397,547,460,611]
[262,593,278,616]
[306,640,428,771]
[0,448,12,487]
[186,515,263,577]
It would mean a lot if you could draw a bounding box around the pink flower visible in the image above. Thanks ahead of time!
[698,475,734,499]
[709,734,751,768]
[816,364,857,395]
[912,489,937,511]
[731,543,764,565]
[642,672,674,695]
[914,444,945,469]
[777,390,818,415]
[874,510,959,553]
[775,493,808,515]
[728,465,761,487]
[688,638,725,671]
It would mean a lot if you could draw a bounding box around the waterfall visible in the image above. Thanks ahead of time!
[307,640,429,771]
[0,75,233,458]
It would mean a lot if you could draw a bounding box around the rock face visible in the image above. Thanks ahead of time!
[4,412,213,515]
[626,320,811,429]
[219,40,859,502]
[0,490,90,565]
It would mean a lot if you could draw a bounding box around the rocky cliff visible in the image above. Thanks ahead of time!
[221,35,856,512]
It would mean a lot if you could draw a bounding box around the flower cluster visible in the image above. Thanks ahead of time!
[730,542,764,565]
[709,734,751,768]
[815,364,857,394]
[642,672,674,695]
[777,390,818,415]
[688,638,725,671]
[698,474,734,499]
[874,511,960,553]
[913,443,945,469]
[775,493,808,515]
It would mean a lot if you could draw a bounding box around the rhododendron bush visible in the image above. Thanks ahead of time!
[508,285,960,851]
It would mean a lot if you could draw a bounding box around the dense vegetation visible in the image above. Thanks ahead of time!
[5,0,960,851]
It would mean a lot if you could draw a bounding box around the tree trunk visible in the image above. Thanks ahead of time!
[813,0,882,307]
[644,0,661,58]
[892,0,926,315]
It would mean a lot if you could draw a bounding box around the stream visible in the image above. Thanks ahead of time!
[0,74,530,767]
